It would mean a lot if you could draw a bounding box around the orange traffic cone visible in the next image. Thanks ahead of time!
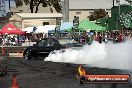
[11,74,19,88]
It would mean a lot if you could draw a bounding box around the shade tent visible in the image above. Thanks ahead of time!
[35,25,56,33]
[43,25,56,32]
[35,26,48,33]
[0,31,2,34]
[64,27,72,32]
[47,25,58,33]
[26,22,73,33]
[39,25,55,33]
[78,19,106,31]
[60,22,73,32]
[22,27,34,33]
[48,22,73,33]
[22,25,56,33]
[0,23,25,34]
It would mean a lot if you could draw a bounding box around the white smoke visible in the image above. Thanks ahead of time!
[44,41,132,71]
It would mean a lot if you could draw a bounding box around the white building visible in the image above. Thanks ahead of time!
[9,13,63,28]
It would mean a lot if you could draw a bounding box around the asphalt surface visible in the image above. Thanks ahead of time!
[0,57,132,88]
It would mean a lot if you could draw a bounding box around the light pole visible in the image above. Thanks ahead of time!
[113,0,115,7]
[63,0,69,22]
[9,0,11,11]
[115,0,121,30]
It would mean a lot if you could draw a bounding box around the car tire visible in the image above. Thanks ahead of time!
[0,65,7,77]
[24,50,32,60]
[1,69,7,77]
[0,58,7,77]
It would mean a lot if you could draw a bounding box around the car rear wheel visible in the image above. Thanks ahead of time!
[24,50,31,60]
[0,59,7,77]
[0,67,7,77]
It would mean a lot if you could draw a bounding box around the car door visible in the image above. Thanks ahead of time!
[52,39,62,50]
[41,38,62,57]
[31,39,47,57]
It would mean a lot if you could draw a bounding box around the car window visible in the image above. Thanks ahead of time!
[37,40,46,47]
[58,39,78,45]
[45,39,60,46]
[52,39,60,46]
[45,39,53,46]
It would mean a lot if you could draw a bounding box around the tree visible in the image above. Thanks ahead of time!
[125,0,132,3]
[88,9,108,21]
[15,0,62,13]
[124,0,132,5]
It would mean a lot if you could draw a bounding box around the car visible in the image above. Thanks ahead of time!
[23,38,65,60]
[58,38,82,50]
[0,57,7,77]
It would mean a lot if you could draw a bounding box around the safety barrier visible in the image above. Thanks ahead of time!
[0,46,25,53]
[0,46,25,57]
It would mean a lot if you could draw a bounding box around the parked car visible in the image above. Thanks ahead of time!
[23,38,65,60]
[0,57,7,77]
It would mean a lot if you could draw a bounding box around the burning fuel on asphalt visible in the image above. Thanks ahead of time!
[44,41,132,71]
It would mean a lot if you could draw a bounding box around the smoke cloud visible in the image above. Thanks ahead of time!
[44,41,132,71]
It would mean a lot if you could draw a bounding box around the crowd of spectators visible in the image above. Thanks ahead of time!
[0,33,47,46]
[66,29,132,45]
[0,29,132,46]
[0,35,25,46]
[47,29,132,45]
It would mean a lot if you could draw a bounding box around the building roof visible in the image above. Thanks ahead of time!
[15,13,63,19]
[69,0,113,10]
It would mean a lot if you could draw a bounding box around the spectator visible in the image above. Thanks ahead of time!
[11,37,16,45]
[99,34,102,43]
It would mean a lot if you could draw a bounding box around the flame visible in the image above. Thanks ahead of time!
[78,66,86,76]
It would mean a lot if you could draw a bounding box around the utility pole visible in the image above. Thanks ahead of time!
[113,0,115,7]
[119,0,121,15]
[116,0,121,30]
[118,0,121,30]
[9,0,11,11]
[62,0,69,22]
[116,0,121,15]
[55,0,69,37]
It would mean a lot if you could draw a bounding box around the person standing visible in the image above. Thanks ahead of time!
[104,32,108,43]
[99,34,102,43]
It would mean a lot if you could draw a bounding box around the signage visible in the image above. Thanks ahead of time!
[82,74,130,83]
[73,16,79,29]
[7,28,16,30]
[55,18,61,37]
[119,12,132,28]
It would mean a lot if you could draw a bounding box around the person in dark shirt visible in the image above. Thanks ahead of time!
[99,34,102,43]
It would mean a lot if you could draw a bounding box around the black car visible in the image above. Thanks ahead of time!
[23,38,65,60]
